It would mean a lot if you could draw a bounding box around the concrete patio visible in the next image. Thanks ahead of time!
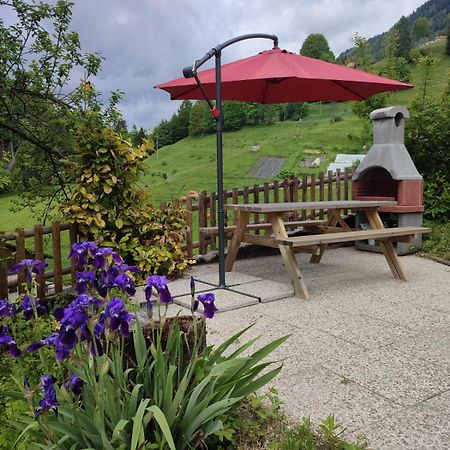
[143,247,450,449]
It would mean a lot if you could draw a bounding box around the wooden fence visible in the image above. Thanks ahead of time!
[184,168,354,257]
[0,168,353,300]
[0,222,78,300]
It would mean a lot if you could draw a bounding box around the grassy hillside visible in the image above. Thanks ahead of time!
[1,40,449,230]
[142,112,364,203]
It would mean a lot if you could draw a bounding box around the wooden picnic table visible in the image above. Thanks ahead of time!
[225,200,431,300]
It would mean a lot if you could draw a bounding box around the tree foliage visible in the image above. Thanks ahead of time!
[350,33,373,70]
[380,31,411,83]
[350,34,386,120]
[278,102,308,121]
[222,101,247,131]
[300,33,335,62]
[447,24,450,56]
[412,17,432,45]
[0,0,122,216]
[171,100,192,141]
[188,101,215,136]
[394,16,412,60]
[130,125,147,147]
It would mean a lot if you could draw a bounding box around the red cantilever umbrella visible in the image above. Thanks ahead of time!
[155,47,412,103]
[155,35,413,290]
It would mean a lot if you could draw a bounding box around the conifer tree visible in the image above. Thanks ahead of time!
[395,16,412,61]
[447,24,450,56]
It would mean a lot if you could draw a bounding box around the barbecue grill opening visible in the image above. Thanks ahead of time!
[353,167,397,201]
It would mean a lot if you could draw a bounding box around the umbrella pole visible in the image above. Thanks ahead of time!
[180,34,279,290]
[215,51,226,288]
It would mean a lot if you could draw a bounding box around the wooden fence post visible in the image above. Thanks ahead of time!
[273,181,280,203]
[292,177,299,220]
[310,173,316,219]
[209,192,216,250]
[16,227,26,294]
[52,222,63,294]
[319,172,325,219]
[198,191,208,255]
[301,175,308,220]
[34,224,45,299]
[186,197,193,257]
[0,232,8,300]
[336,169,342,201]
[253,184,260,234]
[232,188,239,224]
[327,170,333,201]
[344,168,350,215]
[283,179,289,202]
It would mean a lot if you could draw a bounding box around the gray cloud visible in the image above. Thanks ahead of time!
[69,0,426,130]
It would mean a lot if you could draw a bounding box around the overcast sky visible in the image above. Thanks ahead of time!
[68,0,427,131]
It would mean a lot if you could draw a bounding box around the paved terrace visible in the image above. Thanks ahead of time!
[138,247,450,449]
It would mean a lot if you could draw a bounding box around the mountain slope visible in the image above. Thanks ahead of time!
[339,0,450,61]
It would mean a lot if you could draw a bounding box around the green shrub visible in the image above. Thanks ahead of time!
[0,167,12,193]
[422,221,450,261]
[61,127,188,276]
[423,175,450,223]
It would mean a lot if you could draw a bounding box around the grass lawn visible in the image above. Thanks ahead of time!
[0,193,40,232]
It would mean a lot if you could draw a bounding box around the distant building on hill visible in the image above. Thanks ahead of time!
[327,154,365,172]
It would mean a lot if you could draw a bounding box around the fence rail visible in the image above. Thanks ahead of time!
[0,222,78,300]
[0,168,354,300]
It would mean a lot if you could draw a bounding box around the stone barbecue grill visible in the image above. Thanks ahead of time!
[352,105,424,255]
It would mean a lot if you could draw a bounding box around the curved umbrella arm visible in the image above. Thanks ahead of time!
[183,33,278,78]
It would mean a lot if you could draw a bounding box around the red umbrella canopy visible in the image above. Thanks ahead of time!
[155,48,413,103]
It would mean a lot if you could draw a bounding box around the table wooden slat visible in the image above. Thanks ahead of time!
[226,200,397,213]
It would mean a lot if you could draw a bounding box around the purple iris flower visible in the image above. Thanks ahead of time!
[145,275,172,304]
[64,373,85,396]
[0,332,21,357]
[111,273,136,296]
[75,270,97,294]
[0,299,16,318]
[69,241,97,267]
[27,328,77,361]
[55,307,87,328]
[92,247,123,270]
[17,295,46,320]
[48,294,108,360]
[26,333,58,352]
[103,298,133,337]
[110,263,140,274]
[195,293,218,319]
[68,294,103,312]
[9,259,47,283]
[35,375,58,419]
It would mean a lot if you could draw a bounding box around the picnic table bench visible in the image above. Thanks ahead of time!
[224,200,431,300]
